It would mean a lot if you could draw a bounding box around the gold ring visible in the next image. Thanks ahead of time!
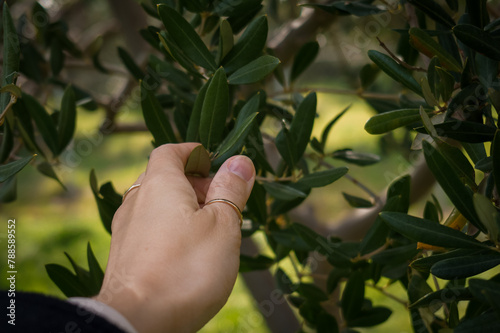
[205,199,243,227]
[122,183,141,202]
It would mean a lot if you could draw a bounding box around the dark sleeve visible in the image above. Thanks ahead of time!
[2,291,126,333]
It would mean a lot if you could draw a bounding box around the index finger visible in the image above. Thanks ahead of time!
[142,143,202,210]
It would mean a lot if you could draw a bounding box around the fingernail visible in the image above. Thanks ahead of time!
[227,156,254,182]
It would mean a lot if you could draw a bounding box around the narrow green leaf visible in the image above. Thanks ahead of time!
[141,80,177,146]
[297,283,328,302]
[45,264,88,297]
[454,311,500,333]
[431,254,500,279]
[158,5,216,71]
[332,149,380,166]
[290,92,317,162]
[347,307,392,328]
[380,212,488,249]
[216,19,233,65]
[466,0,489,29]
[89,170,121,234]
[368,50,423,96]
[275,268,295,294]
[271,228,310,252]
[423,141,484,231]
[342,192,373,208]
[290,41,319,83]
[424,201,440,222]
[222,16,268,73]
[0,155,35,182]
[469,279,500,303]
[214,111,258,162]
[303,2,386,16]
[186,80,210,142]
[1,2,20,113]
[492,131,500,201]
[420,120,496,143]
[87,242,104,291]
[58,86,76,153]
[436,67,455,102]
[227,55,280,85]
[360,63,380,89]
[239,254,275,272]
[421,78,439,107]
[409,28,462,72]
[22,94,59,156]
[158,32,203,78]
[320,105,351,150]
[117,47,144,80]
[473,194,499,241]
[341,272,365,321]
[409,287,471,308]
[261,181,307,201]
[464,143,487,165]
[199,68,229,149]
[411,249,485,272]
[453,24,500,61]
[364,108,434,134]
[275,126,296,169]
[296,167,348,188]
[407,0,456,29]
[36,161,65,190]
[50,39,65,76]
[184,145,211,177]
[419,105,438,138]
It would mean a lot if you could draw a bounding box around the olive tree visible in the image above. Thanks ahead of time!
[1,0,500,332]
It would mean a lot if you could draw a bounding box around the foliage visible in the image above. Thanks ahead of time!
[2,0,500,331]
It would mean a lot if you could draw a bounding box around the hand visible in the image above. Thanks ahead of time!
[95,143,256,333]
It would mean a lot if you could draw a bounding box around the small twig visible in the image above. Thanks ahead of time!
[356,241,391,261]
[366,282,408,307]
[376,37,427,72]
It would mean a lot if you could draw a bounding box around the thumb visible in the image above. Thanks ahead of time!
[204,155,255,225]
